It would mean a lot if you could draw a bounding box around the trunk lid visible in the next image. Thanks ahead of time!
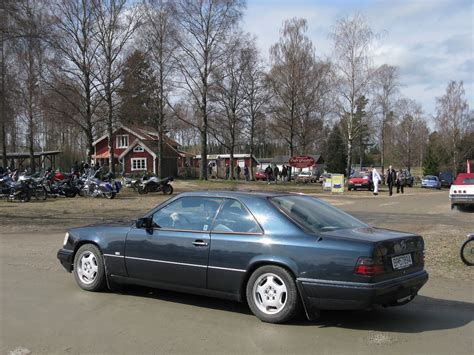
[322,227,425,281]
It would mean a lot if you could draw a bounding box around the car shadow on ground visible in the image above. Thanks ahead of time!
[113,286,473,332]
[313,296,474,332]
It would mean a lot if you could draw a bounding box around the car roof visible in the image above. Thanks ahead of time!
[177,190,291,199]
[454,173,474,185]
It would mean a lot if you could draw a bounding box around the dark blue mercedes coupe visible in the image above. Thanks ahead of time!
[57,191,428,323]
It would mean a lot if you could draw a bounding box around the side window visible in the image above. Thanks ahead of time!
[212,199,261,234]
[152,197,222,231]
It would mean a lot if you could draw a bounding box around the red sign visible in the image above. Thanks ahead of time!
[289,156,315,168]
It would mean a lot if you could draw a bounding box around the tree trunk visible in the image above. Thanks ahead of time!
[346,138,353,178]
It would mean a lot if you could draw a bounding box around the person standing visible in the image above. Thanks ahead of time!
[265,165,273,183]
[386,165,397,196]
[236,164,241,180]
[274,166,279,183]
[225,164,230,180]
[244,165,250,181]
[372,166,381,195]
[281,165,287,182]
[397,169,405,194]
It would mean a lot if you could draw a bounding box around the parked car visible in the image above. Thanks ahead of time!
[255,170,267,181]
[401,170,414,187]
[439,171,454,188]
[449,173,474,209]
[421,175,441,189]
[295,171,316,183]
[57,191,428,324]
[348,171,372,191]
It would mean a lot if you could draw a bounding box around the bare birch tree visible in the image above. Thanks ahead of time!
[172,0,245,180]
[394,98,428,172]
[12,0,50,172]
[141,0,177,178]
[372,64,399,172]
[49,0,102,162]
[210,35,248,178]
[94,0,141,173]
[242,39,269,179]
[267,18,316,157]
[434,80,470,173]
[331,14,374,177]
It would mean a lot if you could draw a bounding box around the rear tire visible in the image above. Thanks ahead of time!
[162,184,173,195]
[105,191,116,199]
[73,244,106,291]
[246,265,300,324]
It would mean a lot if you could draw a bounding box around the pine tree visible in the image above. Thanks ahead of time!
[423,144,439,176]
[326,124,347,174]
[118,50,157,125]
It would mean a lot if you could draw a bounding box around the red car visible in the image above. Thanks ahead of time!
[348,171,372,191]
[255,170,267,181]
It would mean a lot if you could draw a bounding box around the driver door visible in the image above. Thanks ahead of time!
[125,196,222,289]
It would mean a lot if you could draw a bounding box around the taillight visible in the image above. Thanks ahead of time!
[354,257,385,276]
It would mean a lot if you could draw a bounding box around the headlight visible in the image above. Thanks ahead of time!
[63,232,70,246]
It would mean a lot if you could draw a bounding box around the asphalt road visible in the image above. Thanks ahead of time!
[1,186,473,354]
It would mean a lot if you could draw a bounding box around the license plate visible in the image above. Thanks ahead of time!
[355,184,362,186]
[392,254,413,270]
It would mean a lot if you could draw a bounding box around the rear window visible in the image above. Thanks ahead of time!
[353,172,369,178]
[461,178,474,184]
[425,176,437,180]
[270,195,367,233]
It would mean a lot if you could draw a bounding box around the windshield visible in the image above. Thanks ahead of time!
[270,195,367,233]
[352,172,369,178]
[425,176,437,180]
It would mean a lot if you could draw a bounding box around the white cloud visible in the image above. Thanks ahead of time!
[242,0,473,118]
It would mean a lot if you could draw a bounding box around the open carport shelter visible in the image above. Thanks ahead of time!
[1,150,61,170]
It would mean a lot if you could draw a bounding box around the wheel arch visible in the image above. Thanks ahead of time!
[239,258,299,302]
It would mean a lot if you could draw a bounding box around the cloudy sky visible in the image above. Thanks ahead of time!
[243,0,473,119]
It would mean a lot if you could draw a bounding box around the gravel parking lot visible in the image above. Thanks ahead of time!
[1,180,473,354]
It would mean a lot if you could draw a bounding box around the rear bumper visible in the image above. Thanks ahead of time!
[297,270,428,317]
[57,248,74,272]
[450,196,474,205]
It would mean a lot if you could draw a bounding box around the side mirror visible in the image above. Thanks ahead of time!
[136,217,153,229]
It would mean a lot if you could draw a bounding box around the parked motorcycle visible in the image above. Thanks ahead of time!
[137,175,173,195]
[43,171,82,198]
[460,234,474,266]
[80,169,118,199]
[8,179,31,202]
[18,174,47,201]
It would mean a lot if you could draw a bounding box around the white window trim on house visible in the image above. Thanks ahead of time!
[116,134,129,149]
[133,145,144,152]
[131,158,147,171]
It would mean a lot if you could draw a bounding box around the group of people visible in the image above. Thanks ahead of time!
[371,165,407,196]
[265,165,293,183]
[224,164,250,181]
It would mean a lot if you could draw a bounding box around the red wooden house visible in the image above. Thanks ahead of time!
[92,125,187,176]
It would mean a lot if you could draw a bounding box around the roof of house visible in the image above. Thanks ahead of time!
[92,125,180,147]
[119,139,181,159]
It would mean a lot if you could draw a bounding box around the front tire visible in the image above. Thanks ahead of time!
[73,244,106,291]
[246,265,300,324]
[460,239,474,266]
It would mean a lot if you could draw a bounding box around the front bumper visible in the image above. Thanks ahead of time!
[57,248,74,272]
[297,270,428,318]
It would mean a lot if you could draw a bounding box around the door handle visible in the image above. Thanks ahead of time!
[192,240,208,247]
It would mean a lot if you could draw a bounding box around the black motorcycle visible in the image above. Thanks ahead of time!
[460,234,474,266]
[8,179,31,202]
[137,176,173,195]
